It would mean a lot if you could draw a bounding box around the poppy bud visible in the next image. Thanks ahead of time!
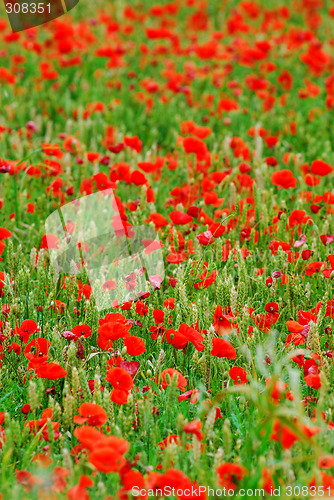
[100,156,110,165]
[325,326,332,336]
[26,121,37,132]
[302,249,311,260]
[62,330,76,341]
[21,404,31,415]
[266,277,273,287]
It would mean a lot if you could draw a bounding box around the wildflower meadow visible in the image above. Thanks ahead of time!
[1,0,334,498]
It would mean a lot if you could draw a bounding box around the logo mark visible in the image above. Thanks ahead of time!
[4,0,79,33]
[45,189,165,311]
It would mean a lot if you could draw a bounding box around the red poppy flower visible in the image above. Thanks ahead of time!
[265,156,278,166]
[311,160,332,176]
[182,136,208,157]
[266,379,287,403]
[194,270,217,289]
[183,420,204,441]
[32,454,53,468]
[123,336,146,356]
[261,468,275,495]
[166,324,205,351]
[110,388,130,405]
[135,301,148,316]
[209,222,225,237]
[42,143,63,158]
[286,321,304,333]
[102,280,117,292]
[213,306,234,335]
[67,475,93,500]
[63,136,81,154]
[319,456,334,469]
[264,302,279,314]
[24,338,51,361]
[160,368,187,391]
[158,435,182,450]
[169,210,193,225]
[253,310,280,333]
[146,213,169,228]
[9,342,21,355]
[0,240,5,261]
[322,255,334,279]
[24,408,60,441]
[118,359,140,378]
[98,320,131,342]
[122,470,146,491]
[124,136,142,153]
[106,367,134,391]
[74,426,104,452]
[178,389,200,404]
[305,261,325,276]
[288,210,308,227]
[15,470,35,490]
[180,120,212,139]
[40,234,60,250]
[211,338,236,359]
[217,462,247,490]
[320,234,334,246]
[106,367,134,404]
[197,230,214,245]
[86,151,100,163]
[50,300,66,315]
[26,203,35,214]
[0,227,12,240]
[163,298,175,309]
[302,249,312,260]
[73,403,108,427]
[71,324,92,340]
[21,404,31,415]
[271,169,297,189]
[304,374,321,389]
[229,366,248,385]
[36,363,67,380]
[309,472,334,492]
[99,312,128,326]
[89,445,127,473]
[16,319,37,343]
[166,252,185,264]
[270,419,299,449]
[265,136,278,148]
[131,170,147,186]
